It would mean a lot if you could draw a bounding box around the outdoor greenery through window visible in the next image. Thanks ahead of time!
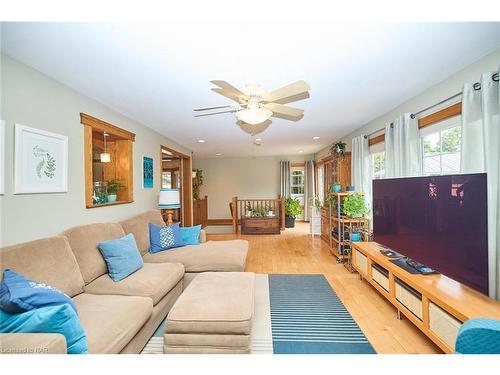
[372,152,385,179]
[291,170,305,195]
[422,125,461,175]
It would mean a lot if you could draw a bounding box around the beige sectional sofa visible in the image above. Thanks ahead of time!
[0,210,248,354]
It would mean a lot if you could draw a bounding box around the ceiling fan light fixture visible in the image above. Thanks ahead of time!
[236,108,272,125]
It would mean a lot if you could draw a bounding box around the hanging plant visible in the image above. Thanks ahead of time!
[329,141,347,161]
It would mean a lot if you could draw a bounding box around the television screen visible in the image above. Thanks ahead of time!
[372,173,488,295]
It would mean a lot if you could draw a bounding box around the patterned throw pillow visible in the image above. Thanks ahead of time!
[149,222,185,254]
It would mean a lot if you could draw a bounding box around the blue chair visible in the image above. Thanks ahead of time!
[455,318,500,354]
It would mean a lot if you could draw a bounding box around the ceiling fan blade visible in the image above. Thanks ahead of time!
[211,80,247,97]
[264,103,304,118]
[194,105,234,111]
[211,88,247,103]
[273,91,310,105]
[194,109,239,117]
[266,80,310,103]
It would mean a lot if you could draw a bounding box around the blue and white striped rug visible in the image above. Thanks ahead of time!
[141,274,375,354]
[268,274,375,354]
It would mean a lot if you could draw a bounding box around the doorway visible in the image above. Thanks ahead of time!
[160,145,193,226]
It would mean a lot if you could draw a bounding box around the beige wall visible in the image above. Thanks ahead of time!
[193,155,313,219]
[315,48,500,159]
[0,54,191,246]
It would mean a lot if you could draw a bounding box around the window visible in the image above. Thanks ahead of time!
[290,167,305,206]
[370,141,385,179]
[372,152,385,179]
[317,165,325,205]
[161,171,172,188]
[421,116,461,176]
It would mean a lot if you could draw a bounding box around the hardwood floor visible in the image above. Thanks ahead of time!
[207,222,442,354]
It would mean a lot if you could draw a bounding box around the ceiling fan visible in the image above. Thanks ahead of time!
[194,80,310,125]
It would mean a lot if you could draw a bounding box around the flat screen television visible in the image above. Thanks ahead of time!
[372,173,488,295]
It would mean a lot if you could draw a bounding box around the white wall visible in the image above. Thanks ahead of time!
[193,155,313,219]
[0,54,191,246]
[315,48,500,159]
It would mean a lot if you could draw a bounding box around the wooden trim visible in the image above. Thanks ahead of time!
[83,125,94,208]
[161,144,190,159]
[368,134,385,146]
[86,200,134,209]
[207,219,233,226]
[291,162,305,168]
[181,157,193,226]
[418,102,462,129]
[321,155,333,163]
[80,113,136,141]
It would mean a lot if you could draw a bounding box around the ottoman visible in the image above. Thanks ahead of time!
[164,272,255,354]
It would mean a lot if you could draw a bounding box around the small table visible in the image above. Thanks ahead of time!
[241,216,280,234]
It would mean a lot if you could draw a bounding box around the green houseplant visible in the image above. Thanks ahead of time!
[284,197,302,228]
[342,193,369,218]
[106,180,125,203]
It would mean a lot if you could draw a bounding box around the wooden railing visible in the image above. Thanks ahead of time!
[193,195,208,228]
[230,196,285,234]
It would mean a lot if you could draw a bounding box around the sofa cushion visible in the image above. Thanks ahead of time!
[142,240,248,273]
[0,236,85,298]
[72,293,152,354]
[0,269,77,314]
[0,304,88,354]
[148,222,185,253]
[98,234,144,282]
[84,263,184,305]
[180,225,202,245]
[120,210,165,255]
[166,272,255,335]
[63,223,126,284]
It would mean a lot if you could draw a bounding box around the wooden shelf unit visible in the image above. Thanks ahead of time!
[351,242,500,354]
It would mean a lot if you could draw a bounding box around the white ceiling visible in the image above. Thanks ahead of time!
[2,22,500,157]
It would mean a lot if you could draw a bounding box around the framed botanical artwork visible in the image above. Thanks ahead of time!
[0,120,5,195]
[143,156,154,188]
[14,124,68,194]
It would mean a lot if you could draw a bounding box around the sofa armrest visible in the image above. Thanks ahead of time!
[0,333,67,354]
[199,229,207,243]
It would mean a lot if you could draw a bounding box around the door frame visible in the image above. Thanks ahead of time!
[160,145,193,226]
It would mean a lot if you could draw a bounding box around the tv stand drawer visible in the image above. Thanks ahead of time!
[372,263,389,291]
[429,302,462,350]
[355,250,368,275]
[395,279,423,320]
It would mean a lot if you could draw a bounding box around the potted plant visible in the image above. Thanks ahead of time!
[284,197,302,228]
[329,141,347,161]
[342,193,369,218]
[349,224,363,242]
[106,180,125,202]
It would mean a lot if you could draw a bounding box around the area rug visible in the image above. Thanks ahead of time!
[141,274,375,354]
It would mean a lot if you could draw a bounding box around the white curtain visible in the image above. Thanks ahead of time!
[303,160,315,221]
[280,161,291,198]
[460,69,500,300]
[385,113,422,178]
[351,135,372,212]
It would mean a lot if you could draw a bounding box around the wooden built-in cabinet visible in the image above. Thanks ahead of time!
[81,113,135,208]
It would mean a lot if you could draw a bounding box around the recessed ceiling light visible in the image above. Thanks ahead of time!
[298,150,303,153]
[198,139,206,143]
[313,136,320,140]
[215,153,222,156]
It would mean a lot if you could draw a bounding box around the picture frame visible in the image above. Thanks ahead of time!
[0,120,5,195]
[143,156,154,188]
[14,124,68,194]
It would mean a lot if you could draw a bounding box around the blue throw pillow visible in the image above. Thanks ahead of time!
[180,225,201,245]
[149,222,185,254]
[97,233,144,282]
[0,304,88,354]
[0,269,77,314]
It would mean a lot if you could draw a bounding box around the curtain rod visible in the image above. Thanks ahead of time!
[364,72,499,140]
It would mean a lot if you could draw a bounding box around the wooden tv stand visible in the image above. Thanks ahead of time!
[352,242,500,353]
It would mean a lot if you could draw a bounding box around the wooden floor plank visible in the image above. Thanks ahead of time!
[207,222,441,354]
